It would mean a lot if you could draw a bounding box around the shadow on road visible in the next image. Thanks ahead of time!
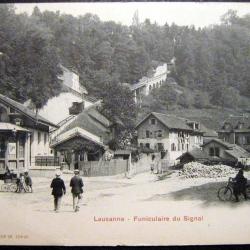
[145,181,250,207]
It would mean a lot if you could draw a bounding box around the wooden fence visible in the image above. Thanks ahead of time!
[35,156,60,166]
[79,159,128,177]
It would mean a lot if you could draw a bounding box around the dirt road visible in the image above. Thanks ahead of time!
[1,172,250,246]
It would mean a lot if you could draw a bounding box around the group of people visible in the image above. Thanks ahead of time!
[4,168,33,193]
[50,169,84,213]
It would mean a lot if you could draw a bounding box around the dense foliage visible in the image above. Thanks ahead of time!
[1,5,250,113]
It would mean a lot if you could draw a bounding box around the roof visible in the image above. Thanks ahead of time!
[221,115,250,130]
[225,145,250,159]
[58,106,111,138]
[0,93,58,128]
[202,138,234,149]
[50,127,105,148]
[195,122,218,137]
[177,148,208,160]
[202,138,250,160]
[0,123,29,132]
[136,112,194,131]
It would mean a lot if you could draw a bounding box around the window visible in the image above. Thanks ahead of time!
[178,142,180,151]
[171,143,176,151]
[157,130,162,138]
[182,143,185,151]
[140,143,143,148]
[195,123,199,130]
[145,143,150,149]
[146,130,150,138]
[44,133,47,144]
[209,147,214,156]
[149,85,152,91]
[150,118,156,125]
[209,147,219,157]
[38,132,41,144]
[247,136,250,144]
[186,144,189,151]
[215,147,220,157]
[19,139,25,158]
[0,139,6,158]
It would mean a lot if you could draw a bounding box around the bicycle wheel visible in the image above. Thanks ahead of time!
[9,184,17,193]
[218,187,232,201]
[1,184,8,192]
[24,185,31,193]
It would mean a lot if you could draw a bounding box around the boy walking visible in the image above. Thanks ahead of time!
[70,169,84,212]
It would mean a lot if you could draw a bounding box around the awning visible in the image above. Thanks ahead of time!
[0,123,30,132]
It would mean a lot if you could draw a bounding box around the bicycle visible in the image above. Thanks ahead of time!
[217,177,250,201]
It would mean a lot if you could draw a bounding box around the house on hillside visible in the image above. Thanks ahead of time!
[50,105,122,170]
[130,63,169,104]
[28,65,100,125]
[218,115,250,153]
[0,93,58,171]
[135,112,204,165]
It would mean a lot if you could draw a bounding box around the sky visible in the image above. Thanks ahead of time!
[14,2,250,28]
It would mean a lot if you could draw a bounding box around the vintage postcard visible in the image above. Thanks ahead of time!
[1,1,250,246]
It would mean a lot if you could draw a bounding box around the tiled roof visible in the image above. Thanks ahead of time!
[202,138,234,149]
[136,112,194,131]
[177,148,208,160]
[0,93,57,127]
[225,145,250,159]
[199,124,218,137]
[58,106,111,138]
[221,115,250,129]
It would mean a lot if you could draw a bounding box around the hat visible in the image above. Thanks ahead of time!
[55,171,61,177]
[74,169,80,174]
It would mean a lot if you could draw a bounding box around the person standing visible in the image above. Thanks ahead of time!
[50,172,66,212]
[233,169,247,202]
[70,169,84,212]
[24,171,33,192]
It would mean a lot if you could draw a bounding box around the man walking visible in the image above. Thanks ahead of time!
[70,169,84,212]
[50,172,66,212]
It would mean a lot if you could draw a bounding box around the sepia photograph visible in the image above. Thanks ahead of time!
[1,1,250,246]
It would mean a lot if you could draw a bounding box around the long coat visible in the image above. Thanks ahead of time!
[50,177,66,197]
[70,175,84,195]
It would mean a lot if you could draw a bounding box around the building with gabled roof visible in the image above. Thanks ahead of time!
[202,138,250,165]
[0,93,58,171]
[218,114,250,152]
[50,105,120,170]
[136,112,204,165]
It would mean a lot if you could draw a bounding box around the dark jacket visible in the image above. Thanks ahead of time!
[50,177,66,197]
[234,171,247,193]
[25,175,32,186]
[70,175,84,194]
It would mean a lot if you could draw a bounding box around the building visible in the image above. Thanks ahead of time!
[135,112,204,165]
[218,115,250,152]
[202,138,250,165]
[0,93,58,171]
[35,66,99,125]
[131,63,169,104]
[50,105,120,170]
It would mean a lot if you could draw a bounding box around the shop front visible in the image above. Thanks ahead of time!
[0,123,30,172]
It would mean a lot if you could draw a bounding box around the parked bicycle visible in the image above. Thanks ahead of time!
[217,177,250,201]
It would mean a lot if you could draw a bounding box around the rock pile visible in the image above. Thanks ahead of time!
[178,162,237,178]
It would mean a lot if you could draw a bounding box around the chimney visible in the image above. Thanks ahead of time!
[69,102,84,115]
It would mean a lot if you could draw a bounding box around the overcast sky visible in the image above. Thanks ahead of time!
[14,2,250,28]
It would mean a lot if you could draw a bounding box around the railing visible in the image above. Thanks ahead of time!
[35,156,60,166]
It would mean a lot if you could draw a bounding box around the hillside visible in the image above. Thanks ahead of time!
[138,81,249,130]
